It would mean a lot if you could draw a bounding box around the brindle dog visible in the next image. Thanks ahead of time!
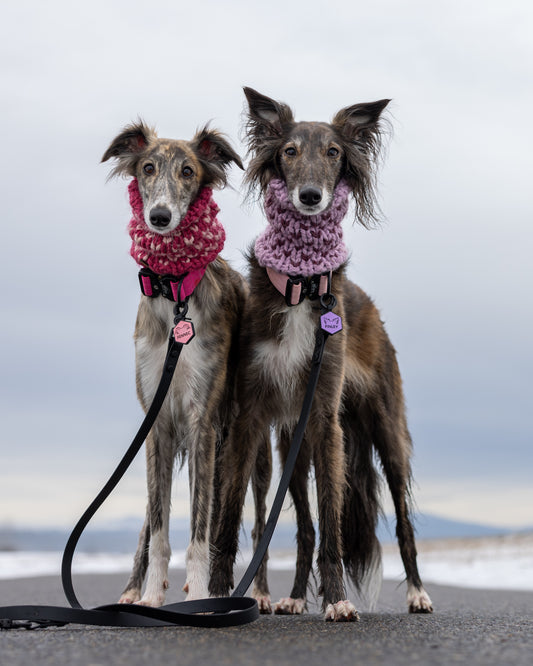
[209,88,433,621]
[102,121,246,607]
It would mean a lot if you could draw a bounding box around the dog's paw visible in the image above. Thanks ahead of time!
[118,588,141,604]
[184,581,209,601]
[274,597,306,615]
[135,596,164,607]
[254,595,273,614]
[407,586,433,614]
[324,600,359,622]
[135,580,168,608]
[252,585,272,613]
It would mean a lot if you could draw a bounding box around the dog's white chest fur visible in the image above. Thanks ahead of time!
[135,297,210,435]
[253,300,316,401]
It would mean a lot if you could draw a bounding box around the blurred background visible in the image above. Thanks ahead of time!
[1,1,532,584]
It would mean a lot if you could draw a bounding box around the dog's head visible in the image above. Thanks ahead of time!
[102,121,243,234]
[242,87,390,226]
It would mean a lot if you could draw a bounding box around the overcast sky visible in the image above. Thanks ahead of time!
[1,0,532,532]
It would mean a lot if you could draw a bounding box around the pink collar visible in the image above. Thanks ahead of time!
[138,266,206,303]
[266,266,331,306]
[128,178,225,299]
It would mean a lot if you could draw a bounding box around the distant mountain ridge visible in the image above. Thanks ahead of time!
[1,514,526,553]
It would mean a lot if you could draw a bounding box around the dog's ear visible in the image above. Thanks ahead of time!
[192,126,244,188]
[101,120,156,178]
[332,100,390,145]
[332,100,391,228]
[243,87,294,137]
[242,87,294,194]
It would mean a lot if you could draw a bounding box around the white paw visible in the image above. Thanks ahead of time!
[135,580,168,607]
[407,585,433,614]
[252,588,272,615]
[184,540,209,601]
[324,600,359,622]
[274,597,306,615]
[184,580,209,601]
[135,595,165,608]
[118,588,141,604]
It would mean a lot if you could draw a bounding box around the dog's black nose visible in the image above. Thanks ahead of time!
[299,187,322,206]
[149,207,172,228]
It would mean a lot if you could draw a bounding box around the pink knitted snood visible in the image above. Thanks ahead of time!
[128,178,225,276]
[254,179,350,277]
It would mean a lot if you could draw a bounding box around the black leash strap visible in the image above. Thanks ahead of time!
[1,295,336,630]
[0,598,259,630]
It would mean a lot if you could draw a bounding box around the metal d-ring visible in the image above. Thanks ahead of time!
[319,292,337,312]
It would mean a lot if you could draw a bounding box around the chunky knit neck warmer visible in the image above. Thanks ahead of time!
[128,178,225,276]
[254,178,350,277]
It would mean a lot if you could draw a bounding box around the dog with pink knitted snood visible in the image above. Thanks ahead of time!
[102,121,246,608]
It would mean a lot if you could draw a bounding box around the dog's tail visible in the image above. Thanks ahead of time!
[341,407,383,610]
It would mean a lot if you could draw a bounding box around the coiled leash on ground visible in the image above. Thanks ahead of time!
[0,293,340,630]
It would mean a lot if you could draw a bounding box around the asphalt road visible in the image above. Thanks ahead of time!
[1,569,532,666]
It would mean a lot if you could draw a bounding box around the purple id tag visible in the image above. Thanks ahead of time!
[173,320,195,344]
[320,311,343,335]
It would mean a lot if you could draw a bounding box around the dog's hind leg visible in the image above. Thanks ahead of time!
[340,403,383,610]
[209,409,268,598]
[118,514,150,603]
[251,429,273,613]
[274,426,314,615]
[370,389,433,614]
[137,426,174,607]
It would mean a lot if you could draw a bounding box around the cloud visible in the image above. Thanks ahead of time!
[1,0,532,530]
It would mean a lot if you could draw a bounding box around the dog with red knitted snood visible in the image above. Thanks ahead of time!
[102,121,246,607]
[209,88,433,621]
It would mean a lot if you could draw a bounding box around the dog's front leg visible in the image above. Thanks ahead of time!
[274,426,314,616]
[183,417,216,601]
[251,430,273,613]
[313,415,359,622]
[119,513,150,604]
[137,427,174,607]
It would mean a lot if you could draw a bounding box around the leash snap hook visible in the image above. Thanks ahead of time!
[0,619,36,630]
[173,299,189,324]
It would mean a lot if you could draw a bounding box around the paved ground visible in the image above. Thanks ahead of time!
[1,570,532,666]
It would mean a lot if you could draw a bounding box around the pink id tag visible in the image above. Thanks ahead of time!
[173,320,195,344]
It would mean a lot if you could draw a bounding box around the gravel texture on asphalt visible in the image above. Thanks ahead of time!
[1,570,532,666]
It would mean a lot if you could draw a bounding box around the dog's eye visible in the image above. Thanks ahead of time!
[327,147,339,157]
[143,163,155,175]
[284,147,297,157]
[182,166,194,178]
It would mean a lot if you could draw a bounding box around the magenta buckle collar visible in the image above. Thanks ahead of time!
[138,266,205,304]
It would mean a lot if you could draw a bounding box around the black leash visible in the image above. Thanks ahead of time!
[1,293,337,630]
